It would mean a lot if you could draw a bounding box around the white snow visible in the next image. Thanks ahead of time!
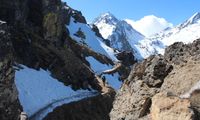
[67,17,118,61]
[97,23,116,39]
[134,38,165,59]
[95,12,200,60]
[137,21,200,58]
[98,40,119,61]
[0,20,6,24]
[93,12,119,39]
[86,56,122,89]
[95,13,164,60]
[140,12,200,57]
[31,92,97,120]
[179,12,200,28]
[15,65,98,119]
[161,23,200,46]
[94,18,117,39]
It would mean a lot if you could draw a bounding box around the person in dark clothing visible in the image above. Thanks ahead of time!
[102,76,106,86]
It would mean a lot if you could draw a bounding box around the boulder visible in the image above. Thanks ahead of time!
[151,92,194,120]
[164,40,200,65]
[110,80,159,120]
[116,51,137,66]
[128,55,173,88]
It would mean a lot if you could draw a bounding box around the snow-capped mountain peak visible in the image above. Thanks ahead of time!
[179,12,200,28]
[93,12,119,26]
[188,12,200,23]
[94,12,200,60]
[93,12,149,59]
[93,12,119,39]
[134,11,200,58]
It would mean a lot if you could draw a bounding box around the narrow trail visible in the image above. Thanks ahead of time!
[102,62,122,75]
[29,62,120,120]
[30,91,99,120]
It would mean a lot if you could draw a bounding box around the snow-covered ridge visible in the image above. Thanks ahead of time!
[93,12,119,39]
[137,12,200,58]
[93,12,164,60]
[93,12,119,26]
[15,65,98,120]
[147,12,200,47]
[66,16,122,89]
[94,12,200,60]
[67,17,118,61]
[86,57,121,90]
[179,12,200,29]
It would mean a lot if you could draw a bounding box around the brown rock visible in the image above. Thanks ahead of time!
[161,61,200,96]
[110,80,158,120]
[128,55,172,88]
[151,92,194,120]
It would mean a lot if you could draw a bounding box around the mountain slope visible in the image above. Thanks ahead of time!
[93,13,146,59]
[0,1,126,120]
[110,39,200,120]
[94,12,200,60]
[93,13,165,59]
[93,12,119,39]
[147,12,200,50]
[135,12,200,59]
[66,16,118,61]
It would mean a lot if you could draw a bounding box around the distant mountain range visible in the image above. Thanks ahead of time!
[93,12,200,60]
[93,12,145,59]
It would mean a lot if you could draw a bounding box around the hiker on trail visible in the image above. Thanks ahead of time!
[102,76,106,86]
[19,112,28,120]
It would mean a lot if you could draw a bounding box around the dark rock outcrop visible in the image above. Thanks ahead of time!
[110,80,159,120]
[110,55,173,120]
[116,51,136,66]
[0,0,113,91]
[0,0,116,119]
[63,3,86,25]
[164,39,200,65]
[0,22,22,120]
[110,39,200,120]
[127,55,172,88]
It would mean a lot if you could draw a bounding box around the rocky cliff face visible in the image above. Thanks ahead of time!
[0,21,22,120]
[0,0,116,91]
[110,55,172,120]
[0,0,119,119]
[1,0,200,120]
[93,13,145,59]
[110,39,200,120]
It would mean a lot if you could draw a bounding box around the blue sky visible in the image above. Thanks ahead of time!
[65,0,200,25]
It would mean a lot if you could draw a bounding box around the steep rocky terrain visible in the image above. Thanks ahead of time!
[110,39,200,120]
[0,20,22,120]
[1,0,200,120]
[0,0,126,120]
[46,39,200,120]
